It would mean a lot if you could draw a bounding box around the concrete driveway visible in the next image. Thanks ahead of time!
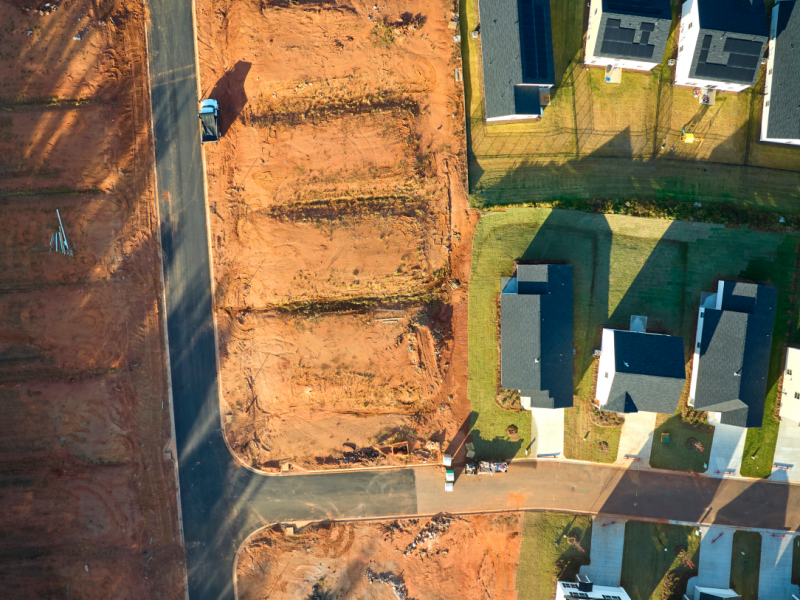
[758,534,800,599]
[697,527,733,588]
[616,412,656,466]
[771,417,800,482]
[579,517,626,586]
[530,408,565,457]
[707,416,746,477]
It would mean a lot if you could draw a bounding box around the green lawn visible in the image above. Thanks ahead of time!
[730,531,761,599]
[620,521,700,600]
[650,413,712,473]
[515,512,593,599]
[467,208,799,464]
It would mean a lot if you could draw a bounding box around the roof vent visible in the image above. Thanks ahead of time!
[576,574,593,592]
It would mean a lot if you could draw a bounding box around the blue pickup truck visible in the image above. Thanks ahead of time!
[199,99,219,143]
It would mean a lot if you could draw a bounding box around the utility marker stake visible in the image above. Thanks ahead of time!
[57,209,71,255]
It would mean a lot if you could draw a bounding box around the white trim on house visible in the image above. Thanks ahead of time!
[556,581,632,600]
[596,328,616,405]
[688,280,723,405]
[674,0,754,92]
[584,0,661,72]
[761,1,800,145]
[780,347,800,422]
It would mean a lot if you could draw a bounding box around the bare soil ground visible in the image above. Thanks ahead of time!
[236,514,523,600]
[197,0,475,470]
[0,0,182,597]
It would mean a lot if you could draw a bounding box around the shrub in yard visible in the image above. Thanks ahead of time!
[660,570,696,600]
[591,408,625,428]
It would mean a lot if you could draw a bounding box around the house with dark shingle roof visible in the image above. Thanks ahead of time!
[761,0,800,145]
[500,263,573,409]
[478,0,555,121]
[675,0,768,92]
[595,317,686,414]
[689,280,777,428]
[585,0,672,72]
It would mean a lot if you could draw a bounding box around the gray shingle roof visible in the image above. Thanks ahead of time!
[602,330,686,414]
[687,0,768,85]
[693,281,777,428]
[593,0,671,63]
[500,264,573,409]
[478,0,555,119]
[765,0,800,140]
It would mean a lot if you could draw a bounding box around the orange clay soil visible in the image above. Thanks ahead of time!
[197,0,477,470]
[236,514,523,600]
[0,0,182,598]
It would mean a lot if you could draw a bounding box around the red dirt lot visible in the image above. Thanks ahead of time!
[197,0,476,470]
[0,0,182,597]
[236,514,523,600]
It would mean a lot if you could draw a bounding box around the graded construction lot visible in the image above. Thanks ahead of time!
[468,209,800,476]
[197,0,472,470]
[235,512,595,600]
[0,0,182,597]
[461,0,800,208]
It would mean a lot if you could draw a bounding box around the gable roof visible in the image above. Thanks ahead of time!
[687,0,768,85]
[479,0,555,119]
[592,0,671,63]
[693,281,777,427]
[765,0,800,141]
[603,330,686,414]
[501,264,573,408]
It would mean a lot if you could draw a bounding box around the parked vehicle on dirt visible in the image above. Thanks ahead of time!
[199,99,219,143]
[465,461,508,475]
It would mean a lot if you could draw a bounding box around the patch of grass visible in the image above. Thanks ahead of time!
[468,208,798,463]
[620,521,700,600]
[650,412,712,473]
[515,512,592,599]
[729,531,761,599]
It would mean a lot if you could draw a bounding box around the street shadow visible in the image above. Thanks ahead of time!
[206,61,252,137]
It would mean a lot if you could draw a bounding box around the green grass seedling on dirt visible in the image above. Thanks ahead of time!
[468,208,799,468]
[620,521,700,600]
[730,531,761,599]
[515,512,593,599]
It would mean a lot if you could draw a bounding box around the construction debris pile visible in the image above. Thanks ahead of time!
[402,515,453,555]
[337,447,381,465]
[366,567,414,600]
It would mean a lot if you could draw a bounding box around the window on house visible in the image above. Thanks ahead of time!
[795,392,799,399]
[594,8,597,14]
[766,101,770,107]
[604,372,608,378]
[688,22,692,29]
[789,369,793,375]
[769,69,773,74]
[588,35,591,40]
[700,310,704,317]
[680,45,684,52]
[697,342,701,349]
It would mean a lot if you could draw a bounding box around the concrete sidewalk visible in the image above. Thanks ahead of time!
[758,534,800,599]
[530,408,565,457]
[707,417,746,478]
[579,517,626,586]
[696,527,734,588]
[616,412,656,466]
[771,417,800,482]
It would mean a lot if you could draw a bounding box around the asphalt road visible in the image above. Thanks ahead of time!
[144,5,800,600]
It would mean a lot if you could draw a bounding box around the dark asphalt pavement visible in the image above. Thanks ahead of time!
[144,5,800,599]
